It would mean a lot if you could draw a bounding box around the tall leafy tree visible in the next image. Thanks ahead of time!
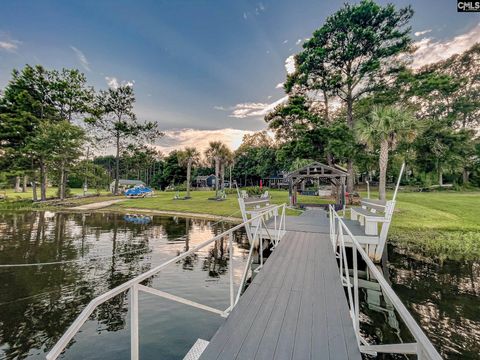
[88,85,162,194]
[288,0,414,191]
[51,69,94,122]
[426,43,480,130]
[415,121,476,186]
[50,69,94,198]
[356,106,417,200]
[26,121,86,200]
[155,150,186,189]
[0,65,57,199]
[233,132,279,186]
[205,141,227,196]
[178,147,200,197]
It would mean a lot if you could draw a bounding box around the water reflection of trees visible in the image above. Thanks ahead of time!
[0,212,251,360]
[202,236,228,278]
[388,246,480,359]
[0,212,245,359]
[0,212,153,359]
[359,245,480,359]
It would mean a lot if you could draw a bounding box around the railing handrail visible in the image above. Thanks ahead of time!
[47,204,286,360]
[329,205,442,360]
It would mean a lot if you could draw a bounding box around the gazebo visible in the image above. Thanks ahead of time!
[285,162,348,207]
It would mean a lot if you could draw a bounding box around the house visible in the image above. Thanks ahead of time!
[195,175,216,189]
[109,179,145,193]
[262,172,289,189]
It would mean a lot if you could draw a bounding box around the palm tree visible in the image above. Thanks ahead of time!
[178,147,200,198]
[205,141,225,196]
[219,146,233,190]
[356,106,417,201]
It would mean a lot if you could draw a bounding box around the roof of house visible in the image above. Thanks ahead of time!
[110,179,145,186]
[286,162,348,179]
[196,175,215,180]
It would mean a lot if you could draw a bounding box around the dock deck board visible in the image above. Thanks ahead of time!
[199,210,361,360]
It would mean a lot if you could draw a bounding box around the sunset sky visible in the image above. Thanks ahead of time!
[0,0,479,153]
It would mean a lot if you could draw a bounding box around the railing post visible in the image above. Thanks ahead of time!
[353,246,360,340]
[131,284,139,360]
[417,346,425,360]
[228,233,234,309]
[339,225,343,278]
[272,208,278,236]
[259,218,264,267]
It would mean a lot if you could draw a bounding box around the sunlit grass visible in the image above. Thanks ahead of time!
[360,189,480,260]
[114,190,302,217]
[0,187,109,200]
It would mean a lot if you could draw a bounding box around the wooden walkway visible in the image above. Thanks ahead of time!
[199,210,360,360]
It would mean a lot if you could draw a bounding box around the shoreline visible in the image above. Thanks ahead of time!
[67,206,244,223]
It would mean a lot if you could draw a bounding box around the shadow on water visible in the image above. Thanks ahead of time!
[358,244,480,360]
[0,211,248,360]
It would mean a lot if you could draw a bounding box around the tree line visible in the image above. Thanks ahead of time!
[0,65,161,199]
[265,0,479,199]
[1,0,478,201]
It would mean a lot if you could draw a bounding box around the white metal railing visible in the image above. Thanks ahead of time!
[47,204,287,360]
[329,205,442,359]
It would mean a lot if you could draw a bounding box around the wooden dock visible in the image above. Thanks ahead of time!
[199,210,361,360]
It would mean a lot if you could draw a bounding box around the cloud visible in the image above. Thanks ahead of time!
[411,23,480,69]
[244,3,265,19]
[105,76,134,89]
[153,128,254,154]
[0,33,21,52]
[70,46,91,72]
[225,53,294,120]
[414,29,432,37]
[0,40,19,52]
[285,55,296,74]
[255,2,265,15]
[229,96,288,119]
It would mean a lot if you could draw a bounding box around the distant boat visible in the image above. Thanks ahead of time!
[124,185,154,198]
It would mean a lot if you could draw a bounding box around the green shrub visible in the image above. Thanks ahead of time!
[174,183,187,191]
[242,186,270,196]
[224,188,238,195]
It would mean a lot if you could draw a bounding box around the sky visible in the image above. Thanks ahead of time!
[0,0,479,154]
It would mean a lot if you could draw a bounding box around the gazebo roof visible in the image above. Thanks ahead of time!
[285,162,348,180]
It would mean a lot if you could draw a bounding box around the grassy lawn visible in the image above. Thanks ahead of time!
[0,187,109,200]
[113,190,306,217]
[0,188,112,210]
[360,190,480,260]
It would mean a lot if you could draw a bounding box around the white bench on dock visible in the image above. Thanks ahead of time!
[337,163,405,262]
[350,200,394,236]
[238,192,286,245]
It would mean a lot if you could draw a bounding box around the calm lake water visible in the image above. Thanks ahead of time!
[0,211,478,359]
[0,211,250,360]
